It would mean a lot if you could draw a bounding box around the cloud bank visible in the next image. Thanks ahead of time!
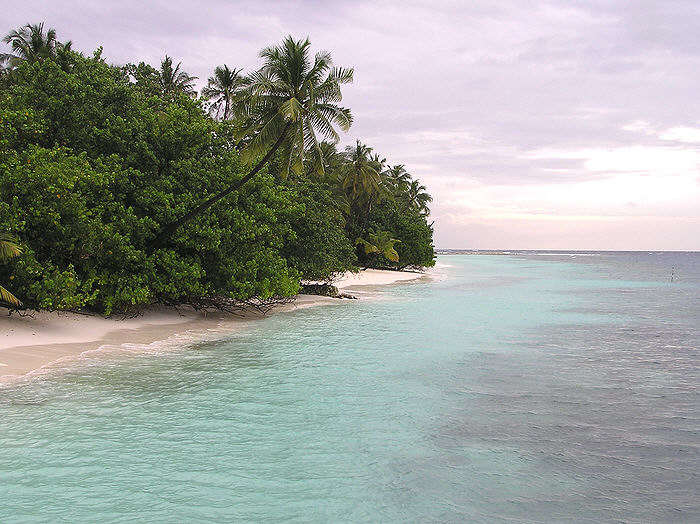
[2,0,699,249]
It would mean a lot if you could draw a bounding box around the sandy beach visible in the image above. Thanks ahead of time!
[0,269,426,383]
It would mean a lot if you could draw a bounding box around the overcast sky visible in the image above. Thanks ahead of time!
[3,0,700,250]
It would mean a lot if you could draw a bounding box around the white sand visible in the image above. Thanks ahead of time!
[0,269,425,382]
[333,268,425,289]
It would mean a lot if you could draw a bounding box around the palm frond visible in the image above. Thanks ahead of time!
[0,235,22,258]
[0,285,21,307]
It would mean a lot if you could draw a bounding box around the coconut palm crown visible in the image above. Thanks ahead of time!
[238,35,354,177]
[407,179,433,216]
[385,164,412,191]
[339,140,383,204]
[158,55,197,97]
[0,22,71,69]
[356,229,401,263]
[201,65,247,120]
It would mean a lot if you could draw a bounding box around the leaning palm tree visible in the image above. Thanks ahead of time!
[150,36,353,248]
[0,22,71,69]
[0,235,22,307]
[407,179,433,216]
[236,36,353,177]
[201,65,247,120]
[158,55,197,97]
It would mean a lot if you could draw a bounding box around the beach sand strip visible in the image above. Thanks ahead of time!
[0,269,426,382]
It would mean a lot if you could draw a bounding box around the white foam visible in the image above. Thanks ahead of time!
[528,252,600,257]
[0,320,254,387]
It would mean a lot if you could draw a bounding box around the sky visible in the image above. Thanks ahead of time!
[2,0,700,250]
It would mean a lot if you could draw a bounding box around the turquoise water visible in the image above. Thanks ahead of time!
[2,253,700,522]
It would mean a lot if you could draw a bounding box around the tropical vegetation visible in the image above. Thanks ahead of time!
[0,23,434,314]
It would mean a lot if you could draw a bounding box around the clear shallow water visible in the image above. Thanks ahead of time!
[2,253,699,523]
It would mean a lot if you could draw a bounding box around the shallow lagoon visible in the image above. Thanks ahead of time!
[2,253,699,522]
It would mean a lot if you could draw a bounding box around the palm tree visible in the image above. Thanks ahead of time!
[407,179,432,216]
[338,140,383,204]
[201,65,247,120]
[369,152,386,174]
[356,229,400,263]
[302,141,352,217]
[385,164,412,192]
[158,55,197,97]
[0,235,22,307]
[308,141,345,177]
[236,36,353,177]
[336,141,392,238]
[150,36,353,248]
[0,22,71,69]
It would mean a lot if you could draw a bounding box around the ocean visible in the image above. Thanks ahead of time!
[2,252,699,523]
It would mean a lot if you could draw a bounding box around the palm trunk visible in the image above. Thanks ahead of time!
[361,195,373,235]
[148,123,290,249]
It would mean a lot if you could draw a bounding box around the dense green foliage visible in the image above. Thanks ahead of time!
[0,24,434,313]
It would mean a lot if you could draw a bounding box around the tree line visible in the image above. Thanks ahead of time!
[0,23,435,314]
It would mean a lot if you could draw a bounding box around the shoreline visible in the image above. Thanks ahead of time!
[0,269,428,384]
